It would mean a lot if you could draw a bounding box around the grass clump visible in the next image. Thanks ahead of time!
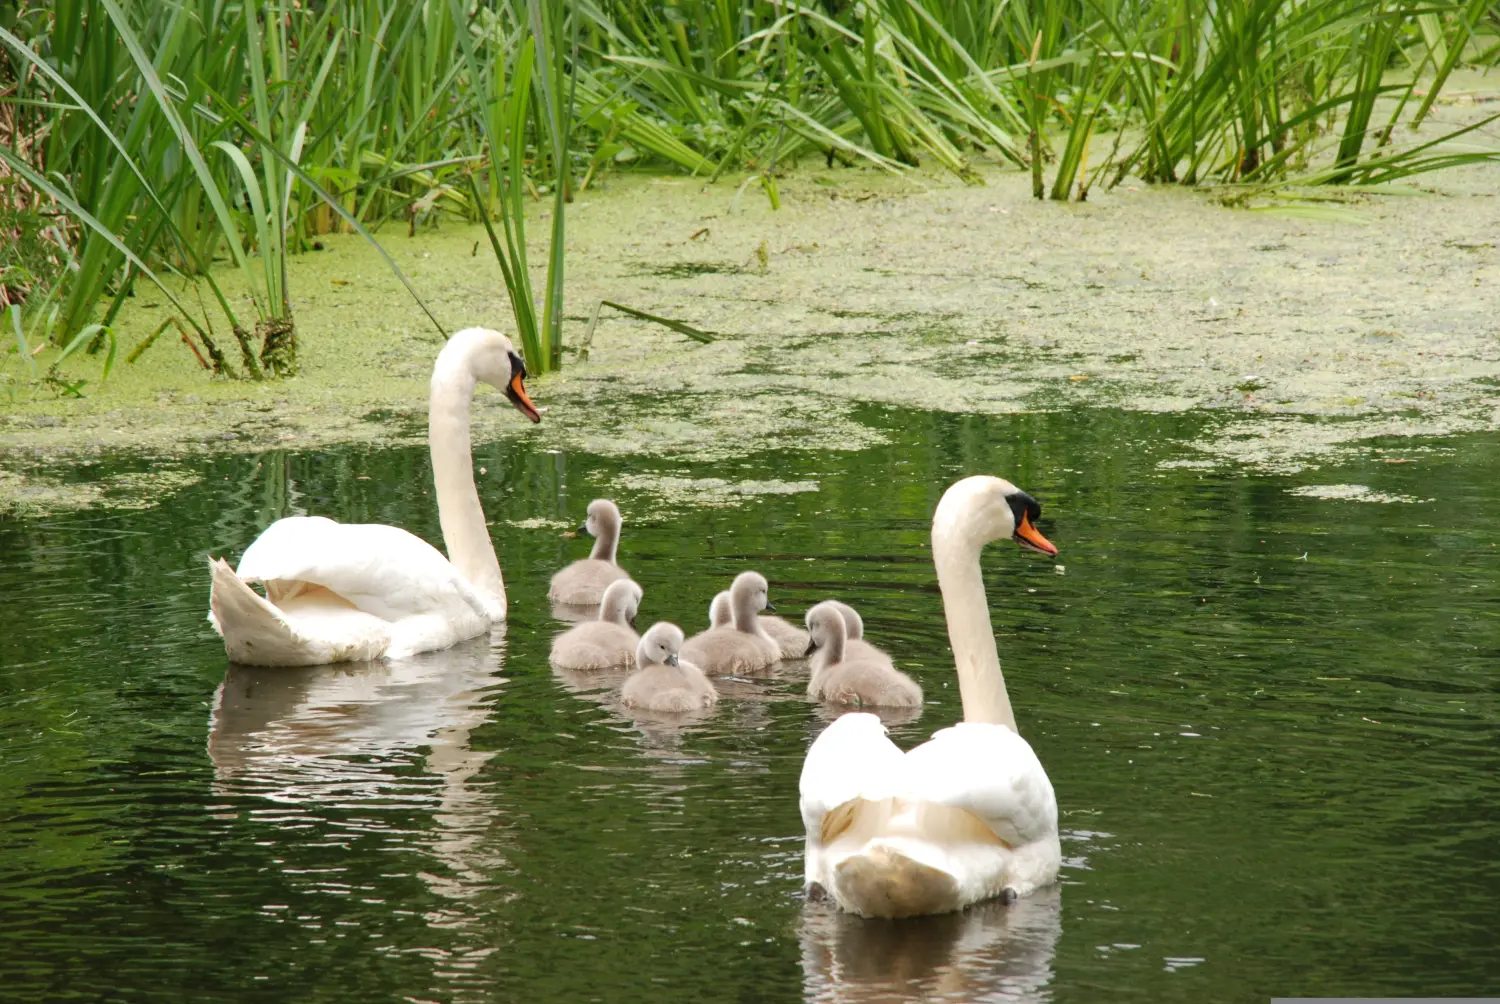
[0,0,1496,385]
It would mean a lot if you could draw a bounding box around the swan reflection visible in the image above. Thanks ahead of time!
[208,631,509,926]
[800,885,1062,1003]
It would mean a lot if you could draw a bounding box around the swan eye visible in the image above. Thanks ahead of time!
[1005,490,1042,530]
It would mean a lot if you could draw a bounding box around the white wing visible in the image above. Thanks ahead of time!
[799,713,905,855]
[235,516,488,623]
[901,722,1057,848]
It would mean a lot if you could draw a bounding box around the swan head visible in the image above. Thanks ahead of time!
[803,601,849,656]
[709,590,733,629]
[444,327,540,423]
[636,621,684,668]
[933,475,1056,557]
[599,579,643,626]
[730,571,773,613]
[579,498,622,538]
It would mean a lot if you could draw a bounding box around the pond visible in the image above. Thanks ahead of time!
[2,404,1496,1002]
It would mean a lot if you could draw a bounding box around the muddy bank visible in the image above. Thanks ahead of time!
[2,98,1498,512]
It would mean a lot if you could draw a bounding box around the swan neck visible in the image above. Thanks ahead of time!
[731,590,759,634]
[933,528,1017,732]
[590,512,619,563]
[429,363,505,615]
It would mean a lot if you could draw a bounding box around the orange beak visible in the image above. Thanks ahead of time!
[1012,511,1057,556]
[506,371,541,423]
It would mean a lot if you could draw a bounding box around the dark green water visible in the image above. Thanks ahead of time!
[2,406,1497,1003]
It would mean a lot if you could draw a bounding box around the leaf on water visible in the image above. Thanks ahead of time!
[598,300,714,344]
[1247,204,1368,224]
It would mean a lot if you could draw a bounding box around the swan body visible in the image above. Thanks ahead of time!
[550,499,632,606]
[208,328,539,667]
[805,602,921,709]
[810,600,895,673]
[681,571,779,677]
[799,476,1062,918]
[549,579,643,671]
[622,622,718,712]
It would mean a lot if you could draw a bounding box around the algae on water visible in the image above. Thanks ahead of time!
[3,96,1500,511]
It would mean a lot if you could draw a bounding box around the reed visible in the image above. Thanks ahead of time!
[1,0,1496,385]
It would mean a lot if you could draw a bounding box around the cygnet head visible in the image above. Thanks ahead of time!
[436,327,539,423]
[709,590,733,629]
[636,622,685,668]
[804,601,849,658]
[579,498,622,538]
[730,571,773,613]
[932,475,1056,556]
[824,599,864,641]
[599,579,643,625]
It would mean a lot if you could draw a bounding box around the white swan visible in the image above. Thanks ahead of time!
[207,327,540,666]
[798,475,1061,918]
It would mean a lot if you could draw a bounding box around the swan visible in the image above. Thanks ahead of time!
[810,600,895,674]
[805,601,922,709]
[680,571,780,677]
[798,475,1061,918]
[207,327,540,666]
[621,622,718,712]
[549,499,632,607]
[549,579,643,671]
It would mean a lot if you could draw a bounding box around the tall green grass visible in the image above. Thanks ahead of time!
[2,0,1497,384]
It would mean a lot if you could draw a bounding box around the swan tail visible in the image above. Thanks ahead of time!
[208,558,306,665]
[832,843,963,919]
[207,558,389,667]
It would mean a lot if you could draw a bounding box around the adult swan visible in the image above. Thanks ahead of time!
[798,475,1061,917]
[207,328,541,666]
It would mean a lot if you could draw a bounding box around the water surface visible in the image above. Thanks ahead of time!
[2,406,1496,1002]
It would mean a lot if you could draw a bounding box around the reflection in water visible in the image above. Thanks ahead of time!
[550,661,717,755]
[799,887,1062,1003]
[208,631,510,997]
[811,700,924,730]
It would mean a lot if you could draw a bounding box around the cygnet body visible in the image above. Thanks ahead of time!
[622,622,718,712]
[681,572,780,677]
[717,586,808,659]
[808,599,895,674]
[805,601,922,708]
[549,579,643,671]
[708,590,733,628]
[550,499,632,607]
[759,613,810,660]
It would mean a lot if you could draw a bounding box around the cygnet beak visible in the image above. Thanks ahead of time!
[765,601,777,613]
[664,653,680,667]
